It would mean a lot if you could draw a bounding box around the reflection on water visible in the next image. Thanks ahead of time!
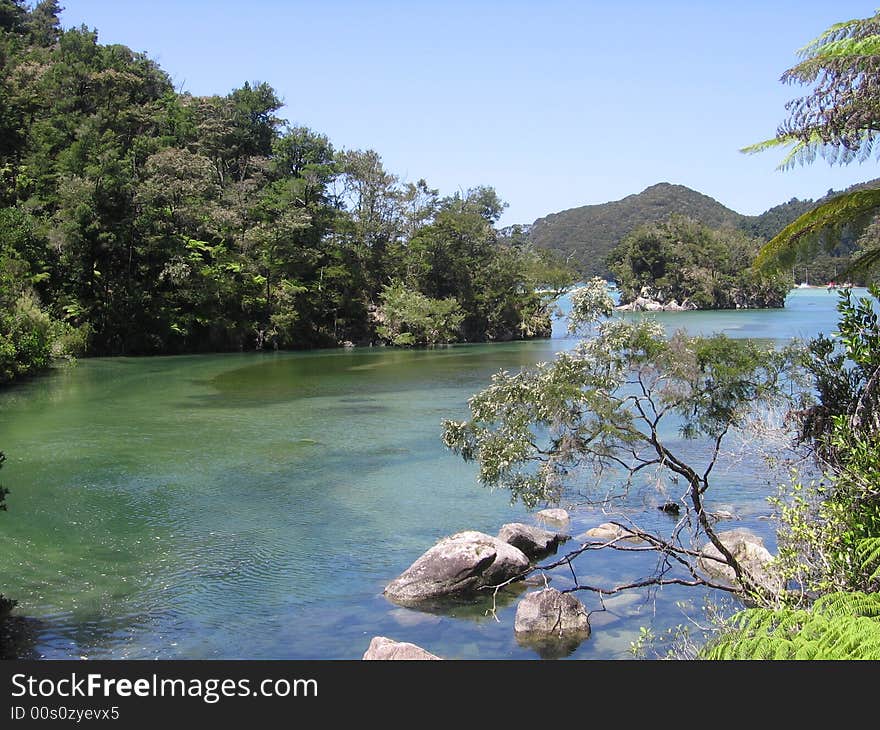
[0,288,867,659]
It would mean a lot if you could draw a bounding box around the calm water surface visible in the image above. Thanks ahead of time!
[0,287,865,659]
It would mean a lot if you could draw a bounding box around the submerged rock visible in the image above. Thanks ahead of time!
[362,636,442,660]
[582,522,644,544]
[698,528,780,592]
[707,509,739,522]
[535,508,569,525]
[497,523,569,560]
[383,531,530,605]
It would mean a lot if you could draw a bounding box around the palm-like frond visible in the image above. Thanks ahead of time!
[701,591,880,659]
[811,35,880,59]
[740,131,826,171]
[745,10,880,184]
[856,537,880,582]
[797,16,880,58]
[754,187,880,272]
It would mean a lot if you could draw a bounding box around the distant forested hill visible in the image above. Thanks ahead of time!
[527,180,880,277]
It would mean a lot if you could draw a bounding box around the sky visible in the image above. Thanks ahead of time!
[58,1,880,227]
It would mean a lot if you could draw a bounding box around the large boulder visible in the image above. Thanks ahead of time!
[514,588,591,658]
[515,588,590,636]
[362,636,442,660]
[384,531,530,605]
[498,523,568,560]
[698,528,780,593]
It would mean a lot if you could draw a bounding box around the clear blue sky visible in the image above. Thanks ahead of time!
[58,1,880,227]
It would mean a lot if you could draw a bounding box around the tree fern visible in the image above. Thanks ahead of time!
[701,592,880,659]
[753,187,880,274]
[856,538,880,583]
[746,10,880,276]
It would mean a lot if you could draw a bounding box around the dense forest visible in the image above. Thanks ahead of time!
[527,180,879,280]
[0,0,574,384]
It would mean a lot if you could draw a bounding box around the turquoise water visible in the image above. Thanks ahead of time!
[0,287,865,659]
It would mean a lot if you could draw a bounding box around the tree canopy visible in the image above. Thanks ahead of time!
[608,215,790,309]
[0,3,577,380]
[442,278,802,603]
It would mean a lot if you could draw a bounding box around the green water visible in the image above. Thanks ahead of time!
[0,287,864,659]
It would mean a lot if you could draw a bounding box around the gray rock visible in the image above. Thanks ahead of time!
[383,531,530,605]
[498,522,569,560]
[698,528,780,592]
[535,508,569,525]
[514,588,591,638]
[616,296,697,312]
[514,588,591,658]
[362,636,442,660]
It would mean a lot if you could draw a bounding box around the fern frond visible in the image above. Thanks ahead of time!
[700,591,880,659]
[812,591,880,618]
[796,16,880,58]
[841,245,880,279]
[754,187,880,272]
[740,130,863,171]
[740,134,802,155]
[811,35,880,59]
[856,538,880,581]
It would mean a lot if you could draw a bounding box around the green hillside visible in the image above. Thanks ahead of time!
[527,181,880,278]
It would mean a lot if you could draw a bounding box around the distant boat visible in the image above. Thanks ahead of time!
[797,282,811,289]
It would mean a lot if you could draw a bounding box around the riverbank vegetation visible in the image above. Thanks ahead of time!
[0,1,574,378]
[4,2,880,661]
[444,8,880,659]
[443,278,880,659]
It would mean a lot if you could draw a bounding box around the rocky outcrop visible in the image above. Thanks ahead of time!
[362,636,442,660]
[497,523,569,560]
[616,296,696,312]
[581,522,645,544]
[698,528,780,592]
[383,531,530,605]
[535,508,569,525]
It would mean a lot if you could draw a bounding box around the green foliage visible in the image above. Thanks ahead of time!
[714,278,880,660]
[609,215,790,309]
[0,291,54,383]
[0,6,559,356]
[524,181,857,279]
[748,10,880,278]
[375,281,463,347]
[527,182,746,278]
[797,285,880,456]
[700,592,880,659]
[443,277,795,514]
[755,188,880,275]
